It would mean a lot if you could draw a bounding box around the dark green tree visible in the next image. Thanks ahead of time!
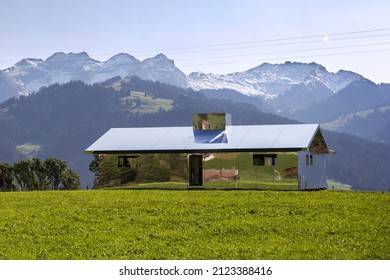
[0,162,15,191]
[13,159,37,190]
[89,155,101,188]
[0,158,80,191]
[45,158,67,190]
[31,158,49,190]
[61,169,80,190]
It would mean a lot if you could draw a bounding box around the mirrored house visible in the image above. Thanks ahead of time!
[85,113,333,190]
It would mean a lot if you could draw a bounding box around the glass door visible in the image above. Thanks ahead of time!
[189,155,203,186]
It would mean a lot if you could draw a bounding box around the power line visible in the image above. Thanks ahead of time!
[125,28,390,54]
[174,42,390,62]
[177,48,390,69]
[1,27,389,65]
[2,33,388,69]
[162,33,390,56]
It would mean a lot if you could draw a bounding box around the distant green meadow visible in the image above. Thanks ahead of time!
[0,190,388,260]
[121,91,173,113]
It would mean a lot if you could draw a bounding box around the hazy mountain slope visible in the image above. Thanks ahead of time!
[0,71,25,100]
[323,130,390,191]
[322,106,390,143]
[271,79,333,113]
[199,88,268,111]
[292,79,390,123]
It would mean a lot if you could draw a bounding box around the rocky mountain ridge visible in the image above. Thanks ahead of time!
[0,52,188,102]
[1,52,364,104]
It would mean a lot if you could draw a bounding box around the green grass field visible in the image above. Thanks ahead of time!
[121,91,173,113]
[0,190,388,260]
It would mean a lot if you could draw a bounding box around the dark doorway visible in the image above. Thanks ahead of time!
[189,155,203,186]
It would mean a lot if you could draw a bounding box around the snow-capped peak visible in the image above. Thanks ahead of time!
[45,51,95,63]
[14,58,44,68]
[0,52,190,102]
[154,53,171,61]
[0,52,366,108]
[104,53,140,65]
[187,61,362,97]
[142,53,175,66]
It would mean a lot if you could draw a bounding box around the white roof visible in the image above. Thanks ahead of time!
[85,124,322,154]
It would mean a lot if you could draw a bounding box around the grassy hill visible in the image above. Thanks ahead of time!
[322,105,390,144]
[0,190,388,260]
[120,91,173,113]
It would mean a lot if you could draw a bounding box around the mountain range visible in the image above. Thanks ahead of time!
[0,52,188,103]
[1,52,389,143]
[0,52,365,103]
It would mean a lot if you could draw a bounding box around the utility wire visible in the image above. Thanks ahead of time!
[174,42,390,62]
[125,28,390,54]
[2,32,389,68]
[177,48,390,69]
[162,33,390,56]
[1,27,389,65]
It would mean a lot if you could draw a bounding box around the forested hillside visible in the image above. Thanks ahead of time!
[323,130,390,190]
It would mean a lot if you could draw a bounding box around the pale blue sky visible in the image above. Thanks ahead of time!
[1,0,389,83]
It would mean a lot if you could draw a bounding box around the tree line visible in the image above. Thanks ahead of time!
[0,158,80,191]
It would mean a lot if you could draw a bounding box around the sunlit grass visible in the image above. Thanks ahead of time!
[0,190,388,260]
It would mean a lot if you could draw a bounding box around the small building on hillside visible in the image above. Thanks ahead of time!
[85,113,333,190]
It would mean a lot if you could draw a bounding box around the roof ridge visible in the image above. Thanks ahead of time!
[271,125,285,148]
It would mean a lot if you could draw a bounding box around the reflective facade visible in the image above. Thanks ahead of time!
[97,152,301,190]
[87,114,331,190]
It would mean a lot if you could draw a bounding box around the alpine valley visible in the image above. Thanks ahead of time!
[1,52,389,190]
